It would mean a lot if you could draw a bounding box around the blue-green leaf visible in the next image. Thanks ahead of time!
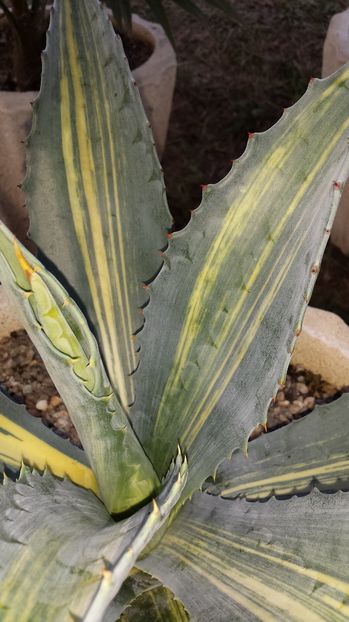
[133,64,349,504]
[140,490,349,621]
[24,0,171,409]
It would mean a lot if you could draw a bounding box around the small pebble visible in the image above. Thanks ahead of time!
[303,396,315,409]
[35,399,48,412]
[296,382,308,395]
[50,395,62,408]
[289,403,301,415]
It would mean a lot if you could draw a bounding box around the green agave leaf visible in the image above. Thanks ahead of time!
[0,389,98,494]
[24,0,171,409]
[140,490,349,621]
[207,393,349,500]
[0,452,187,622]
[133,63,349,502]
[0,223,159,515]
[119,585,189,622]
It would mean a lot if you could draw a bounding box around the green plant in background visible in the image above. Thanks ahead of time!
[0,0,349,619]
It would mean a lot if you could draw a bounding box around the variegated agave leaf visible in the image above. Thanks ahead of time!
[140,489,349,621]
[139,384,349,620]
[0,223,159,515]
[207,393,349,500]
[24,0,171,409]
[0,389,98,494]
[0,452,187,622]
[133,62,349,504]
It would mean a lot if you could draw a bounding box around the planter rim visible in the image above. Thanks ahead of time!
[130,13,176,77]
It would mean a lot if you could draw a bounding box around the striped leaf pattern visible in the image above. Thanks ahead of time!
[207,393,349,500]
[0,457,186,622]
[24,0,171,409]
[0,223,159,515]
[0,390,98,494]
[140,490,349,621]
[133,64,349,502]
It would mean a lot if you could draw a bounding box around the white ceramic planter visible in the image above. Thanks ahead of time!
[0,13,176,243]
[322,8,349,255]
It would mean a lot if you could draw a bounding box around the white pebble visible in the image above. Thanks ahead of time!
[36,399,48,412]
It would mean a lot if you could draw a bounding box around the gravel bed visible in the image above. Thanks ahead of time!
[0,330,80,446]
[0,330,343,447]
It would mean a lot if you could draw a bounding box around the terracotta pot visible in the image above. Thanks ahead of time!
[0,12,176,243]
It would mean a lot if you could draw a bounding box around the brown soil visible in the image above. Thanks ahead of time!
[121,33,153,71]
[0,329,342,448]
[0,330,80,446]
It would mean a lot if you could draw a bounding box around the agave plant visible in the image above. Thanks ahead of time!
[1,0,349,620]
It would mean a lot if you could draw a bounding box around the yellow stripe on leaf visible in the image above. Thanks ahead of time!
[133,61,349,505]
[0,415,98,494]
